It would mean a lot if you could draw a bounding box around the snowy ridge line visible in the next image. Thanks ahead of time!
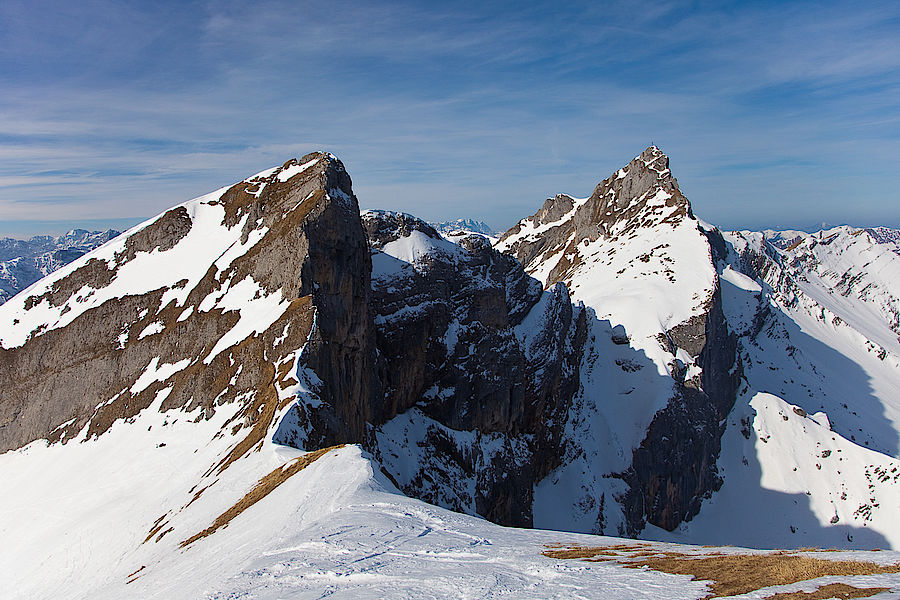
[0,155,327,350]
[5,146,900,600]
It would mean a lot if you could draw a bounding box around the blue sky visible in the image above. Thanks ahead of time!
[1,0,899,237]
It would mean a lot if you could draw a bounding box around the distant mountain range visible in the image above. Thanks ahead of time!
[0,229,119,304]
[429,218,497,238]
[3,150,900,598]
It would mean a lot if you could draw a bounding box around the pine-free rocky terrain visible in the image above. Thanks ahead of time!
[2,148,900,599]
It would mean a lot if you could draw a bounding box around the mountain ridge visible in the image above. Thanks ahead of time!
[3,146,900,598]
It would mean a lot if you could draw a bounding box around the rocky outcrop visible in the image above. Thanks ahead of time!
[364,210,586,526]
[0,153,376,460]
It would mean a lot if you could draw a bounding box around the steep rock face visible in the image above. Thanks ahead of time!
[364,210,586,526]
[0,153,375,458]
[498,146,740,535]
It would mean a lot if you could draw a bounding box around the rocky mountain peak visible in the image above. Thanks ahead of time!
[0,150,376,455]
[361,210,441,249]
[496,146,694,289]
[613,145,678,200]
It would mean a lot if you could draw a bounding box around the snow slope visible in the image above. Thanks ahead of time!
[646,224,900,549]
[5,422,900,600]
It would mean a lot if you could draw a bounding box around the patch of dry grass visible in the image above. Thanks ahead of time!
[542,543,650,559]
[180,445,342,548]
[762,582,890,599]
[543,544,900,598]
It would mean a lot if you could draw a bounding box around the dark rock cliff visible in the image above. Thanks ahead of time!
[363,210,586,526]
[621,282,741,533]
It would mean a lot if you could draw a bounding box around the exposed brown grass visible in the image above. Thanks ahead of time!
[542,543,650,559]
[543,544,900,598]
[125,564,147,584]
[180,445,342,548]
[785,238,805,252]
[143,513,169,544]
[762,583,890,600]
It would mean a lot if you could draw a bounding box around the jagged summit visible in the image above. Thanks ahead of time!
[0,149,375,454]
[496,145,697,290]
[497,147,731,536]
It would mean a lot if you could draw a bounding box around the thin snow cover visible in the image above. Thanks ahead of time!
[0,195,246,349]
[199,275,292,364]
[0,157,313,351]
[494,194,591,246]
[130,356,191,395]
[276,156,321,182]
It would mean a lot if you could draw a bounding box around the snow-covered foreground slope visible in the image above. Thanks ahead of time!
[5,428,900,600]
[0,410,707,600]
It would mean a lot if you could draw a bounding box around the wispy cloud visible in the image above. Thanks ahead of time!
[0,0,898,236]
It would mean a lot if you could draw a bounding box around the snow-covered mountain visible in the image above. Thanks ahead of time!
[3,148,900,598]
[494,148,900,548]
[669,223,900,549]
[430,218,497,239]
[0,229,120,305]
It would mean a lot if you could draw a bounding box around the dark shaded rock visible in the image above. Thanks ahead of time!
[621,286,741,533]
[365,210,587,527]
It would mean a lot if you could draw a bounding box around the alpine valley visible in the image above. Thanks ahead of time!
[3,148,900,599]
